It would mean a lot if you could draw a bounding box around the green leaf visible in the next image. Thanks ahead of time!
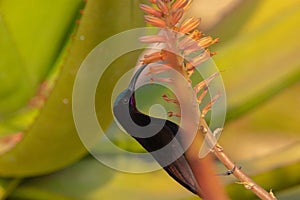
[213,1,300,120]
[276,185,300,200]
[2,0,300,199]
[0,178,21,200]
[0,0,83,117]
[10,157,195,200]
[208,0,261,42]
[0,0,144,176]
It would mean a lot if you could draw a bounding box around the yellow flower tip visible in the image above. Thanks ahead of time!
[183,0,193,11]
[189,30,202,40]
[140,4,163,18]
[269,189,276,199]
[185,62,195,71]
[144,15,166,28]
[180,17,201,34]
[198,36,216,48]
[172,0,190,10]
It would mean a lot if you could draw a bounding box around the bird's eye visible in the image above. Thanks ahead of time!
[122,98,129,104]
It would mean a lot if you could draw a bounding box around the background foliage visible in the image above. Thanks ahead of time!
[0,0,299,199]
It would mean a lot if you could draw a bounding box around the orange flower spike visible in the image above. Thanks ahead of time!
[139,35,167,43]
[180,17,200,34]
[172,0,190,10]
[156,0,169,14]
[140,4,162,18]
[144,15,166,28]
[202,93,221,117]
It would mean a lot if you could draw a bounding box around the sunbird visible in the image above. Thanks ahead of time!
[113,64,200,195]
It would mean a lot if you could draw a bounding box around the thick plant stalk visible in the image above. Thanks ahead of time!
[139,0,227,198]
[139,0,277,199]
[199,119,277,200]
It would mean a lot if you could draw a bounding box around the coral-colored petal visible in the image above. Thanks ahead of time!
[140,4,162,17]
[170,8,184,25]
[144,15,166,28]
[172,0,189,10]
[156,0,169,14]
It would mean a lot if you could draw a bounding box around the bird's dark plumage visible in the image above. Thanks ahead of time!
[113,64,200,195]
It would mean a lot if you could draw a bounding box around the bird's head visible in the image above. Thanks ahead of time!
[113,64,149,121]
[114,64,149,108]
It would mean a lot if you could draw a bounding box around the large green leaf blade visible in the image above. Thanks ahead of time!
[0,0,144,176]
[0,0,83,117]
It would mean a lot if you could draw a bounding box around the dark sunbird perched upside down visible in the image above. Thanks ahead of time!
[113,64,201,195]
[114,0,278,199]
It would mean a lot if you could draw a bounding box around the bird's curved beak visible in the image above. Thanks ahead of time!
[128,64,148,92]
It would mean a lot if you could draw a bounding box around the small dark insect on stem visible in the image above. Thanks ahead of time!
[199,119,278,200]
[217,165,242,176]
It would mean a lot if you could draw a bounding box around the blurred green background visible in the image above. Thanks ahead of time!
[0,0,300,199]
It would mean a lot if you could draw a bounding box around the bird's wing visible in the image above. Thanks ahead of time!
[132,117,200,195]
